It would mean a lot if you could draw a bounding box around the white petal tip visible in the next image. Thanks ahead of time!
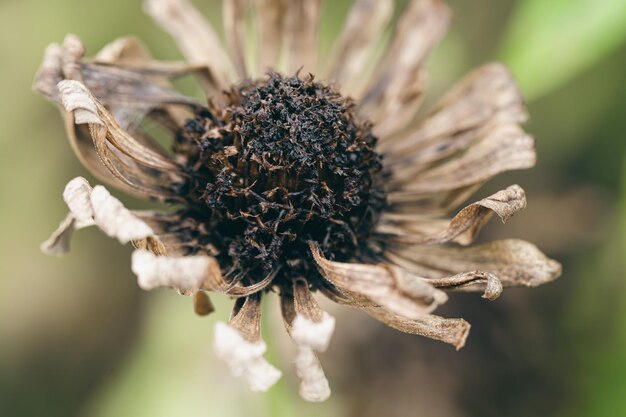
[292,313,336,353]
[214,322,282,392]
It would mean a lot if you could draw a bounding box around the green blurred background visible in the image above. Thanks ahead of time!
[1,0,625,416]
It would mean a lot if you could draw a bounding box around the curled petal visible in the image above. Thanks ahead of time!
[214,295,281,392]
[382,185,527,245]
[295,347,331,402]
[366,307,470,350]
[42,177,156,256]
[213,322,282,392]
[391,239,562,288]
[131,249,220,292]
[310,243,447,320]
[426,271,502,300]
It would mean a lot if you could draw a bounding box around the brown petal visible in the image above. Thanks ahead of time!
[382,62,527,156]
[254,0,286,73]
[326,0,393,94]
[382,185,527,245]
[283,0,322,74]
[366,307,470,350]
[310,242,447,320]
[223,0,250,78]
[358,0,451,137]
[390,124,535,195]
[143,0,233,88]
[193,290,215,316]
[390,239,562,288]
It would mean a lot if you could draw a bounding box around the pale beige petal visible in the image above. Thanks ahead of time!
[310,243,447,320]
[62,177,97,227]
[214,296,282,392]
[131,249,221,292]
[381,185,527,245]
[283,0,322,74]
[390,124,535,196]
[223,0,250,78]
[40,214,75,256]
[358,0,451,137]
[33,43,63,100]
[391,239,562,288]
[382,62,527,156]
[280,283,333,402]
[326,0,393,94]
[143,0,233,88]
[366,307,470,350]
[294,346,331,402]
[253,0,286,73]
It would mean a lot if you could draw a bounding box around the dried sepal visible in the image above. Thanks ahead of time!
[326,0,393,94]
[192,290,215,316]
[391,239,562,288]
[359,0,451,136]
[382,185,527,245]
[310,242,447,320]
[214,295,282,392]
[366,307,470,350]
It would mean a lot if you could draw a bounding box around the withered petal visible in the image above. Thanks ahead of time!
[310,242,448,320]
[326,0,394,95]
[390,239,562,288]
[381,185,526,245]
[223,0,250,78]
[366,307,470,350]
[283,0,322,74]
[253,0,286,73]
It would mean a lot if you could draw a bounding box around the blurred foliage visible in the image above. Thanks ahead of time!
[1,0,625,416]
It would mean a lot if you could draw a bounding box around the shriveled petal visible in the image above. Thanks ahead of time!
[310,243,447,320]
[42,177,156,257]
[283,0,322,74]
[326,0,393,94]
[143,0,233,87]
[359,0,451,137]
[213,322,282,392]
[366,307,470,350]
[192,290,215,316]
[280,282,334,402]
[382,63,527,156]
[382,185,527,245]
[421,270,502,300]
[295,347,331,402]
[57,80,182,199]
[214,295,282,392]
[391,239,562,288]
[253,0,286,73]
[390,124,535,196]
[40,214,75,256]
[131,249,221,292]
[223,0,250,78]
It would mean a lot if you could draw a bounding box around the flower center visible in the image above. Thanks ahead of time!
[173,73,386,290]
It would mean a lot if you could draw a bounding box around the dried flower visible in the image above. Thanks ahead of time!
[34,0,561,402]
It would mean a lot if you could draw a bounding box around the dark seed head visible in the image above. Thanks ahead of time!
[173,72,386,291]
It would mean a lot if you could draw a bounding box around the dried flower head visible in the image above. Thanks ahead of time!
[34,0,561,402]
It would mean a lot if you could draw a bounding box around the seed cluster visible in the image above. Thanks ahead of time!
[173,73,386,290]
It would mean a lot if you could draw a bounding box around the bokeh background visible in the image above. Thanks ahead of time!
[1,0,625,416]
